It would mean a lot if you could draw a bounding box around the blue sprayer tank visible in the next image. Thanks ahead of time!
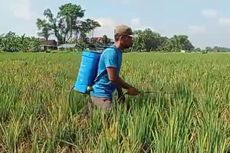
[74,50,102,94]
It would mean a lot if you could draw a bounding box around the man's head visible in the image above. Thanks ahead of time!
[114,25,133,49]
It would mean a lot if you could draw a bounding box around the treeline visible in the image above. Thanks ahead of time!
[1,3,229,53]
[130,29,194,52]
[0,29,196,52]
[0,3,101,52]
[0,32,40,52]
[0,3,196,53]
[206,46,230,52]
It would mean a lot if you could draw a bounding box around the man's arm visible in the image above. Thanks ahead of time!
[106,67,139,96]
[106,67,132,89]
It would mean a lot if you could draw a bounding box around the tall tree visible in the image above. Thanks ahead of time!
[42,9,64,44]
[73,19,100,40]
[169,35,194,52]
[37,3,100,44]
[132,29,161,52]
[58,3,85,42]
[36,19,53,41]
[85,19,101,37]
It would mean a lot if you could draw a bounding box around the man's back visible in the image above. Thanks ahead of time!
[90,46,122,99]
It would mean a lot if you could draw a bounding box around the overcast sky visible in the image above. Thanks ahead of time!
[0,0,230,48]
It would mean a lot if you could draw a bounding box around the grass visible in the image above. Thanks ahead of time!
[0,51,230,153]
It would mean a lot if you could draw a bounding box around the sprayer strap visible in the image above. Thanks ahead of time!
[94,46,119,83]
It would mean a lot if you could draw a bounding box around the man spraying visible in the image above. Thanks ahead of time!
[89,25,140,110]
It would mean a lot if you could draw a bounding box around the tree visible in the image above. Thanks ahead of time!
[129,28,195,52]
[36,19,53,41]
[38,4,82,44]
[0,32,21,52]
[102,35,111,45]
[58,3,85,42]
[165,35,194,52]
[42,8,64,44]
[157,37,171,52]
[0,32,40,52]
[75,19,100,40]
[176,35,194,51]
[205,47,212,52]
[85,19,101,38]
[37,3,100,45]
[194,48,201,52]
[132,29,162,52]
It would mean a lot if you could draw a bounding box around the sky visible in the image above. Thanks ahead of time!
[0,0,230,49]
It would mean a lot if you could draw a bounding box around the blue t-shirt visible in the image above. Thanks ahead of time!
[90,46,122,99]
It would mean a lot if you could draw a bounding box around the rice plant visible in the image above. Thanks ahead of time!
[0,52,230,152]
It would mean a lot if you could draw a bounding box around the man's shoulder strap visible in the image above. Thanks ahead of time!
[102,45,117,53]
[94,45,119,83]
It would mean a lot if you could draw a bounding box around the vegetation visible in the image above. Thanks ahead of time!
[131,29,194,52]
[0,1,229,152]
[1,3,230,53]
[36,3,101,44]
[0,32,40,52]
[0,3,197,53]
[0,52,230,152]
[205,46,230,52]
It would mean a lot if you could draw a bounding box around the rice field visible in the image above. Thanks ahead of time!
[0,52,230,153]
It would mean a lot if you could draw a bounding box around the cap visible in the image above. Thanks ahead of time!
[114,25,133,36]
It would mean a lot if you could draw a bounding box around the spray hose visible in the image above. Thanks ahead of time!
[68,86,176,104]
[115,90,175,103]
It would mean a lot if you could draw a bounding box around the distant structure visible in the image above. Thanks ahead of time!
[39,35,113,51]
[58,44,77,50]
[39,39,57,51]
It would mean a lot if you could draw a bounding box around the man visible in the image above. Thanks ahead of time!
[90,25,139,110]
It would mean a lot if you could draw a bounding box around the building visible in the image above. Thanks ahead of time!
[39,39,57,51]
[57,43,77,50]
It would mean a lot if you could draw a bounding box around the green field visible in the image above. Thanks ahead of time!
[0,52,230,153]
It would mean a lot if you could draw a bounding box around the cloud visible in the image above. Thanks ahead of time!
[95,18,116,27]
[130,18,157,32]
[188,25,207,34]
[201,9,218,19]
[92,17,157,38]
[219,18,230,26]
[94,18,117,38]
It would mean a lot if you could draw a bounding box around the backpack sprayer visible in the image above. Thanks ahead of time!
[73,41,115,94]
[68,42,107,112]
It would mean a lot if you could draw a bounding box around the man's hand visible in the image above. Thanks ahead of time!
[106,67,139,96]
[127,87,140,96]
[117,88,125,102]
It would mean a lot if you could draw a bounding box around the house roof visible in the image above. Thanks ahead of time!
[58,44,76,49]
[40,39,57,47]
